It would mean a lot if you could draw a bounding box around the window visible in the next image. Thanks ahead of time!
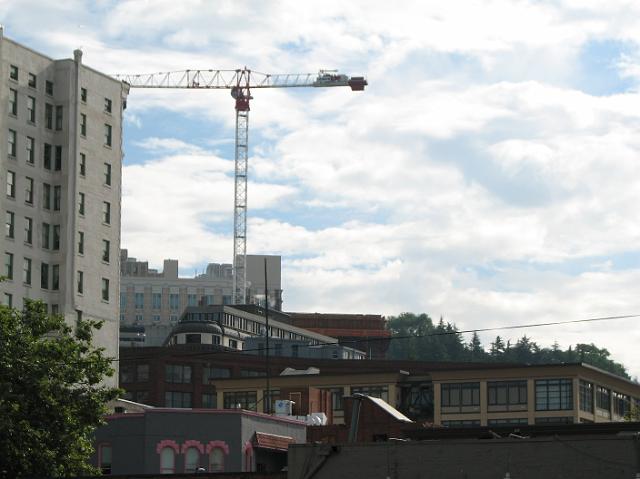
[3,293,12,307]
[45,80,53,95]
[43,183,51,209]
[78,192,85,215]
[6,171,15,197]
[228,339,238,349]
[487,380,527,411]
[97,239,109,263]
[26,137,34,164]
[52,264,59,290]
[102,201,110,224]
[135,314,143,322]
[613,391,630,417]
[44,143,52,169]
[102,278,110,302]
[164,391,192,408]
[104,162,112,185]
[79,153,86,176]
[119,292,127,309]
[24,217,33,244]
[441,420,481,428]
[40,262,49,289]
[81,87,87,102]
[52,184,59,212]
[579,380,594,413]
[223,391,257,411]
[4,252,14,279]
[104,124,112,146]
[104,97,112,113]
[274,343,283,356]
[77,270,83,294]
[487,418,528,426]
[165,364,192,383]
[9,65,18,81]
[5,211,14,238]
[78,231,84,254]
[55,105,63,130]
[152,292,161,309]
[23,258,32,285]
[9,89,17,115]
[27,96,35,123]
[42,223,50,248]
[135,292,144,309]
[99,444,112,475]
[170,314,178,322]
[535,416,574,425]
[45,104,53,129]
[28,73,36,88]
[8,130,16,157]
[291,344,299,357]
[80,113,86,136]
[351,385,390,403]
[202,366,231,383]
[160,446,175,474]
[169,293,179,310]
[136,364,150,382]
[187,294,197,306]
[202,393,218,409]
[25,177,33,204]
[153,314,160,322]
[441,382,480,412]
[54,146,62,171]
[535,379,573,411]
[209,447,224,472]
[184,447,199,473]
[51,304,58,315]
[596,386,611,416]
[52,225,60,250]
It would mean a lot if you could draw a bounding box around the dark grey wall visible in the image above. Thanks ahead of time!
[289,436,640,479]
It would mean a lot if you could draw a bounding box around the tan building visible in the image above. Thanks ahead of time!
[120,250,283,345]
[432,363,640,427]
[0,28,128,386]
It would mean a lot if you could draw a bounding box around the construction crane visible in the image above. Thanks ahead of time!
[115,68,367,305]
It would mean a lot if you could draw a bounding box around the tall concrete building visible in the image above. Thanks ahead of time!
[0,29,129,386]
[120,250,283,346]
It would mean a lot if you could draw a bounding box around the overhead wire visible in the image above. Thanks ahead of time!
[112,313,640,363]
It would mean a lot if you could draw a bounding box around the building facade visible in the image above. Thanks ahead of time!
[0,29,128,385]
[120,250,283,346]
[432,363,640,427]
[92,408,306,474]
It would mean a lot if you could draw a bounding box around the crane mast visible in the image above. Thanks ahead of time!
[115,68,367,306]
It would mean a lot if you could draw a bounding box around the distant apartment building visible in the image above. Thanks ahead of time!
[120,249,283,345]
[0,28,128,385]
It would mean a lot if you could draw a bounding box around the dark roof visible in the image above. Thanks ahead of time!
[403,421,640,441]
[170,321,223,336]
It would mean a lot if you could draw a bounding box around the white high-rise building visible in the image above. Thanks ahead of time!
[0,29,128,386]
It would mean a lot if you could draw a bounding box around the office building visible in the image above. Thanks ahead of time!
[0,28,128,385]
[120,250,283,345]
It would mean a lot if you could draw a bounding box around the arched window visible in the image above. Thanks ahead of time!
[209,448,224,472]
[160,447,175,474]
[243,442,253,472]
[185,446,200,473]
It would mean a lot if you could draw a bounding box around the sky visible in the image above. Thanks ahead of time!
[3,0,640,376]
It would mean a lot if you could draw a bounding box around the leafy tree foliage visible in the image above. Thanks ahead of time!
[386,312,629,378]
[0,300,119,478]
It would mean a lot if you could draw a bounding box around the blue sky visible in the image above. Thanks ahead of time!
[3,0,640,375]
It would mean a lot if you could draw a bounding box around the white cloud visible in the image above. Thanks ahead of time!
[5,1,640,375]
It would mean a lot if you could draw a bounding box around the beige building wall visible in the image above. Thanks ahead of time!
[432,364,640,427]
[0,29,128,387]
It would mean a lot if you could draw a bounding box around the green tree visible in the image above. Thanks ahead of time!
[0,299,119,478]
